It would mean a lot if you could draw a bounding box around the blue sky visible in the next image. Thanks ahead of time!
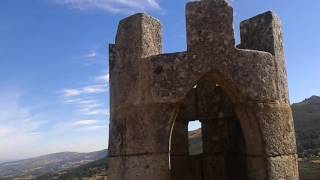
[0,0,319,161]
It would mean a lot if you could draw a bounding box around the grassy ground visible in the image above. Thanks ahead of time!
[299,157,320,180]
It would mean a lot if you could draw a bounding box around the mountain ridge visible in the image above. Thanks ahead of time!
[1,95,320,179]
[0,149,107,179]
[292,95,320,153]
[300,95,320,104]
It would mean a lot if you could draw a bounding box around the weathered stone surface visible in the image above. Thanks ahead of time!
[202,155,226,180]
[253,103,297,156]
[170,121,188,155]
[246,157,268,180]
[234,105,266,156]
[186,0,234,52]
[267,154,299,180]
[108,154,169,180]
[108,0,298,179]
[108,103,178,156]
[170,156,199,180]
[246,155,299,180]
[110,13,162,111]
[239,11,289,103]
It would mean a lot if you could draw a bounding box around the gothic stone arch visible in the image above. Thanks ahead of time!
[170,77,248,180]
[107,0,299,179]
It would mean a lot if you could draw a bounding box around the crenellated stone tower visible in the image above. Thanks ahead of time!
[107,0,299,179]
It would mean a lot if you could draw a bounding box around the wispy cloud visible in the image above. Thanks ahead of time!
[77,51,99,60]
[95,73,109,82]
[0,92,45,160]
[0,126,15,137]
[63,89,82,97]
[73,49,106,66]
[84,51,98,58]
[62,84,107,98]
[60,73,109,116]
[73,50,101,61]
[72,119,100,126]
[71,119,105,129]
[53,0,161,14]
[76,99,108,115]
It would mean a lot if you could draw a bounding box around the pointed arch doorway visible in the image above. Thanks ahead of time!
[170,78,248,180]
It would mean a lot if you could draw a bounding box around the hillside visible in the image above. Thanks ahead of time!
[1,96,320,179]
[0,150,107,179]
[188,128,203,155]
[185,96,320,155]
[292,96,320,153]
[36,156,108,180]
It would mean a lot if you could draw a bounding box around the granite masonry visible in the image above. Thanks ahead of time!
[107,0,299,179]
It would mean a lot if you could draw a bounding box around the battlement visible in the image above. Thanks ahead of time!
[115,13,162,59]
[108,1,298,180]
[112,0,284,62]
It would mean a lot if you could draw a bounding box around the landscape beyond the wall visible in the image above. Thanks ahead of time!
[1,96,320,180]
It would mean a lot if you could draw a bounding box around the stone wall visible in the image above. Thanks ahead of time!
[108,0,299,179]
[170,79,247,180]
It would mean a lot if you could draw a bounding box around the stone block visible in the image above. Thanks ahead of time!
[246,156,267,180]
[202,155,226,180]
[109,103,178,156]
[267,154,299,180]
[170,121,189,155]
[108,154,170,180]
[108,1,298,179]
[253,103,297,156]
[170,156,195,180]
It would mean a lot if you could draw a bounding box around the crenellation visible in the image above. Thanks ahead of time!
[186,0,235,52]
[108,0,299,179]
[238,11,289,103]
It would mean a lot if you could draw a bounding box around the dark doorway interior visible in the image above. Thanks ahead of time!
[170,79,248,180]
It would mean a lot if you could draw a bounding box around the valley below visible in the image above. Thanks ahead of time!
[1,96,320,180]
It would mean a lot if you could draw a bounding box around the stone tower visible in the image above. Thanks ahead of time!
[107,0,299,179]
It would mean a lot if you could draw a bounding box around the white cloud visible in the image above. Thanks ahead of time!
[70,120,106,131]
[0,126,15,137]
[63,89,82,97]
[60,73,109,117]
[62,84,107,98]
[82,84,106,93]
[95,73,109,82]
[0,92,45,160]
[72,119,100,126]
[73,99,108,116]
[80,108,108,115]
[53,0,161,14]
[85,51,98,58]
[73,49,106,66]
[0,89,108,161]
[78,51,99,60]
[61,72,109,99]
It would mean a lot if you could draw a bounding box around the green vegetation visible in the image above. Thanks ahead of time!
[299,157,320,180]
[36,156,108,180]
[188,129,203,155]
[2,96,320,179]
[0,150,107,179]
[292,96,320,154]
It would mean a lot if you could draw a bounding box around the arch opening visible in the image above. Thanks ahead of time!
[169,78,248,180]
[188,120,203,156]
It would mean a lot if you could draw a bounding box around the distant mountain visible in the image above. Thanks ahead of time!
[0,149,107,179]
[292,96,320,153]
[183,95,320,155]
[36,156,108,180]
[188,129,203,155]
[2,96,320,179]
